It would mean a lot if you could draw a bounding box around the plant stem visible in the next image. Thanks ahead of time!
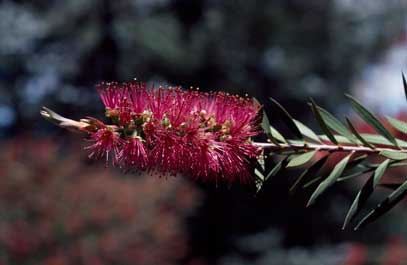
[252,142,407,154]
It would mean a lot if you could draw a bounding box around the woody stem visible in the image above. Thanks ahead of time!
[252,142,407,154]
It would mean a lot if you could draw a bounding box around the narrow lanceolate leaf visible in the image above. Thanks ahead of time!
[346,94,398,147]
[386,116,407,135]
[345,117,375,149]
[389,161,407,168]
[269,97,303,140]
[337,169,370,183]
[287,151,317,168]
[255,178,264,193]
[254,168,265,181]
[318,135,351,144]
[262,110,281,146]
[307,154,352,207]
[265,158,289,181]
[403,73,407,103]
[379,150,407,161]
[290,153,329,193]
[317,133,407,147]
[255,162,265,192]
[342,159,390,229]
[360,134,407,148]
[270,125,287,143]
[261,110,272,135]
[355,180,407,230]
[264,156,288,181]
[293,119,322,143]
[346,154,368,171]
[316,106,357,143]
[337,155,369,182]
[303,177,322,188]
[342,172,373,230]
[373,159,391,186]
[310,99,338,145]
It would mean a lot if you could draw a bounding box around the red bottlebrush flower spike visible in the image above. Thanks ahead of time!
[59,81,262,184]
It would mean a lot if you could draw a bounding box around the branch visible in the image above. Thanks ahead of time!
[255,74,407,230]
[40,107,94,133]
[41,74,407,230]
[253,142,407,154]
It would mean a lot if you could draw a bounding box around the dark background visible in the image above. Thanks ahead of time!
[0,1,407,264]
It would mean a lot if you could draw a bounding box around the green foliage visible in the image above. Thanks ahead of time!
[345,117,376,149]
[287,151,317,168]
[310,99,338,145]
[346,94,398,146]
[307,154,352,207]
[256,74,407,229]
[316,106,358,144]
[386,116,407,134]
[355,180,407,230]
[293,119,321,144]
[342,159,390,229]
[269,97,303,141]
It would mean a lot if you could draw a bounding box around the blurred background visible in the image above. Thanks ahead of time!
[0,0,407,264]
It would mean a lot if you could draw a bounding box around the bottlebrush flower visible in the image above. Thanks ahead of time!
[119,136,148,171]
[44,81,262,184]
[85,122,124,166]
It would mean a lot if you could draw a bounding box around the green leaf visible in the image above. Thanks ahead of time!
[342,173,373,229]
[310,99,338,145]
[360,134,407,147]
[389,161,407,168]
[293,119,321,143]
[303,177,322,188]
[318,135,350,144]
[317,134,407,147]
[255,168,265,181]
[342,159,390,229]
[287,151,317,168]
[307,154,352,206]
[346,94,398,146]
[265,158,288,181]
[254,160,266,192]
[255,178,264,193]
[269,97,303,140]
[261,110,281,146]
[270,125,287,143]
[337,169,370,182]
[285,139,305,146]
[337,155,369,182]
[361,160,406,170]
[386,116,407,135]
[355,179,407,230]
[347,154,368,169]
[379,150,407,161]
[316,106,357,143]
[302,154,365,187]
[261,110,271,135]
[345,117,375,149]
[290,153,329,193]
[373,159,391,186]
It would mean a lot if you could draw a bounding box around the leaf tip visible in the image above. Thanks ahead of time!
[306,197,315,208]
